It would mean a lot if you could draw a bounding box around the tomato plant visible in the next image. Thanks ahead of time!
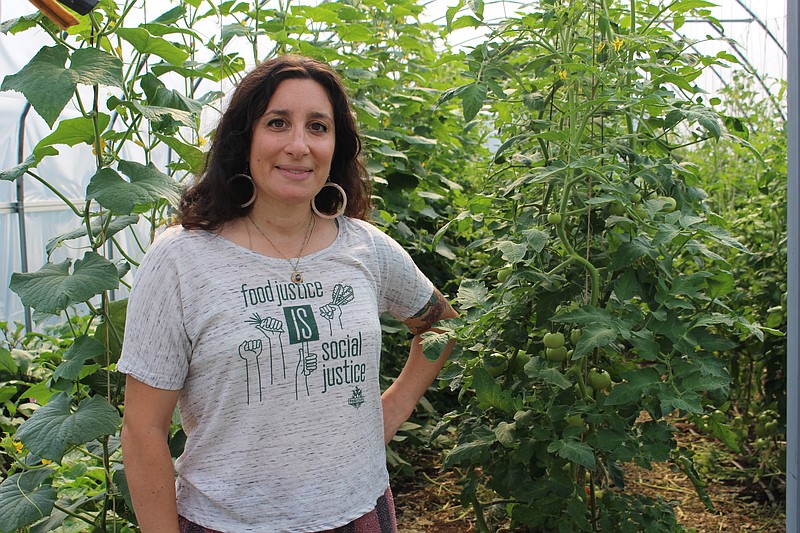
[431,0,769,530]
[680,71,787,480]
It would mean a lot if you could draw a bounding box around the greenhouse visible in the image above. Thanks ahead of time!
[0,0,796,531]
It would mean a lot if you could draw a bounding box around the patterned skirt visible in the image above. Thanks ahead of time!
[178,486,397,533]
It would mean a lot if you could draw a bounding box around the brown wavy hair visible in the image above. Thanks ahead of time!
[180,55,371,229]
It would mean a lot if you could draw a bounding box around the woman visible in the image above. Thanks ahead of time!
[118,55,457,533]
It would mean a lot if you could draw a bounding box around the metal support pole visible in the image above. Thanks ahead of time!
[733,0,788,57]
[786,0,798,532]
[16,102,32,333]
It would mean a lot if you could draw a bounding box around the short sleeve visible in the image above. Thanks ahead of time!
[116,230,191,390]
[371,226,435,321]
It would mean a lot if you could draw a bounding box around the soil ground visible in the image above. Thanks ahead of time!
[391,421,786,532]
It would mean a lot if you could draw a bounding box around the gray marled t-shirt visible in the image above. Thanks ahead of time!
[117,217,434,532]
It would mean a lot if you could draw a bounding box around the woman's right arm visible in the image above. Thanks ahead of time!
[121,375,182,532]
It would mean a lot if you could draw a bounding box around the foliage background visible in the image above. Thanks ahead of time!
[0,0,787,531]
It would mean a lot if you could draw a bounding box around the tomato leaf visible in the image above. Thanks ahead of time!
[572,322,618,358]
[605,367,663,406]
[496,240,527,263]
[457,279,489,310]
[657,389,703,415]
[538,367,573,390]
[610,235,655,271]
[629,331,662,361]
[547,439,596,470]
[421,330,453,362]
[494,421,516,446]
[460,82,488,122]
[443,439,492,468]
[442,426,495,469]
[473,368,514,412]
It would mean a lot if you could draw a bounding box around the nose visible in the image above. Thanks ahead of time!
[285,128,309,158]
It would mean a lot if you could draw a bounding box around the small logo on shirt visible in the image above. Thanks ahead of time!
[348,387,365,408]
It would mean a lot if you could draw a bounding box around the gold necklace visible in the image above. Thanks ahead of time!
[248,214,316,284]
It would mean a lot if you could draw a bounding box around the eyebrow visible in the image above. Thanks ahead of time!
[263,108,333,122]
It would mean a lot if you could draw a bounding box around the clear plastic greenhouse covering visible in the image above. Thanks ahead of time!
[0,1,207,327]
[0,0,789,327]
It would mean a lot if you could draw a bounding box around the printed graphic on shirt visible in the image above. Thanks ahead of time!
[246,313,287,386]
[237,339,263,405]
[321,332,366,394]
[348,386,365,408]
[284,305,320,399]
[237,278,372,406]
[240,280,325,309]
[319,284,355,335]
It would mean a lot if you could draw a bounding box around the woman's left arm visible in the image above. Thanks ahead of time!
[381,288,458,444]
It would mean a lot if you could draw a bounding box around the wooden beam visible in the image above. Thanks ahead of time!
[27,0,79,30]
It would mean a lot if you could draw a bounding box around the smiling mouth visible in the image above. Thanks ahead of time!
[277,166,312,175]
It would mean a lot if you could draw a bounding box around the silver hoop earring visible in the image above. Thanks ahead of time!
[311,182,347,219]
[230,173,257,208]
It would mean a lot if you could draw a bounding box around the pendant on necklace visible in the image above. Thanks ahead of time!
[291,272,303,284]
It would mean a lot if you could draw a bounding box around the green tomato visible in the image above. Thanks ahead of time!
[497,267,513,283]
[658,196,677,212]
[510,351,531,374]
[618,404,639,420]
[565,414,584,427]
[570,329,581,345]
[484,354,508,378]
[630,192,642,203]
[588,369,612,391]
[546,346,568,362]
[609,201,626,216]
[544,332,566,349]
[547,212,562,224]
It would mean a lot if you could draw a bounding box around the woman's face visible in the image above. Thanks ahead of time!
[248,78,336,210]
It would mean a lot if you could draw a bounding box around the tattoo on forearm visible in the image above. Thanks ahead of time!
[409,290,447,334]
